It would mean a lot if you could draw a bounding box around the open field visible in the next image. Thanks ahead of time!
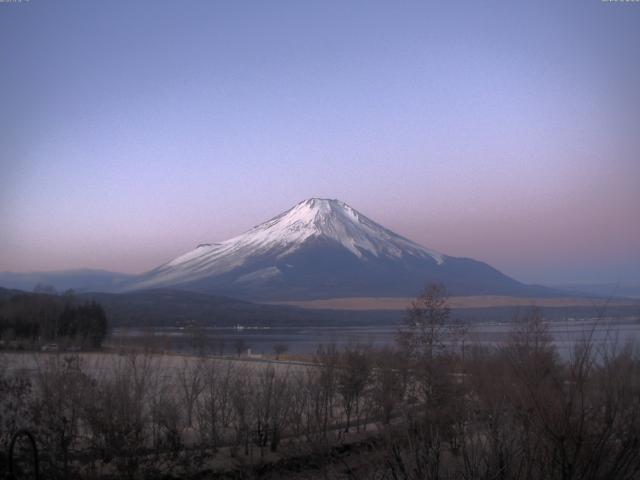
[5,314,640,480]
[0,351,310,377]
[0,348,402,479]
[270,295,640,310]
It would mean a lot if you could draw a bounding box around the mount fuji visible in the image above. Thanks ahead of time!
[127,198,550,300]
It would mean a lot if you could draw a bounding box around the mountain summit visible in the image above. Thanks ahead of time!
[129,198,543,300]
[227,198,444,262]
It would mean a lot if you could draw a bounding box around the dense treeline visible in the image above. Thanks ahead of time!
[1,285,639,479]
[0,291,108,349]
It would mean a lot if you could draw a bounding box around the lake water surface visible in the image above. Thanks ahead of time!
[110,318,640,358]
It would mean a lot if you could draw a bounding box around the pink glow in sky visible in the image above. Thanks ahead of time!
[1,1,639,285]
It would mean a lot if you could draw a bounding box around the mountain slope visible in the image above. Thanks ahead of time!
[128,198,551,300]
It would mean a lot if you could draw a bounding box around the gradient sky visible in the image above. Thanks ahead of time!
[1,0,639,285]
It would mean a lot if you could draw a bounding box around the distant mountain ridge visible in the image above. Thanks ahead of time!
[127,198,555,300]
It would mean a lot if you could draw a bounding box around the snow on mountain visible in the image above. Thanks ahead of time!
[133,198,444,290]
[129,198,544,300]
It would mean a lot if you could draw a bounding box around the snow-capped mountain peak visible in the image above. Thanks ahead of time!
[127,198,534,300]
[247,198,443,261]
[133,198,444,290]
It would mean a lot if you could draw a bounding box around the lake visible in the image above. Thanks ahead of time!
[110,317,640,358]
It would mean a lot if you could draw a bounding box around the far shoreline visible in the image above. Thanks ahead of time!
[266,295,640,311]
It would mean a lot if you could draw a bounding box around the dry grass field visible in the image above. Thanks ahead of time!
[270,295,640,310]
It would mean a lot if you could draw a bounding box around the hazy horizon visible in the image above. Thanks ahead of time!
[1,1,639,286]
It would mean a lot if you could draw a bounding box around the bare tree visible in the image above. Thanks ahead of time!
[234,338,248,357]
[372,347,406,425]
[196,360,235,450]
[312,344,340,440]
[337,344,372,432]
[212,336,226,356]
[230,365,253,455]
[31,354,93,479]
[273,343,289,360]
[176,358,205,428]
[251,365,292,454]
[82,352,159,479]
[397,284,450,361]
[188,325,208,356]
[0,356,33,458]
[397,283,453,410]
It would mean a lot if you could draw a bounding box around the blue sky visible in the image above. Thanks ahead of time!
[1,0,639,284]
